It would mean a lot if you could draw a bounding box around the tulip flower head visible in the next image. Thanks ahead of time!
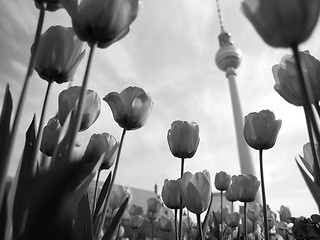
[58,86,101,131]
[104,86,153,130]
[129,204,144,216]
[34,0,62,11]
[242,0,320,47]
[161,179,182,209]
[60,0,141,48]
[225,212,241,228]
[247,202,262,223]
[34,26,85,84]
[215,171,231,191]
[273,51,320,106]
[83,132,119,170]
[243,110,282,150]
[147,197,162,214]
[109,185,131,210]
[128,215,144,229]
[40,117,62,156]
[225,178,240,203]
[179,170,211,214]
[159,216,173,232]
[300,142,318,176]
[167,120,200,159]
[279,205,292,223]
[232,174,260,203]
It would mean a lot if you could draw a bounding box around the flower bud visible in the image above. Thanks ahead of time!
[225,212,241,228]
[40,117,62,156]
[147,197,162,213]
[129,204,144,216]
[232,174,260,203]
[109,185,131,210]
[161,179,182,209]
[167,120,200,159]
[128,215,144,229]
[214,171,231,191]
[279,205,292,223]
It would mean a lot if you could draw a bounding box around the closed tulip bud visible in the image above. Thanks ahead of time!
[167,120,200,159]
[300,142,318,176]
[247,202,262,223]
[161,179,182,209]
[273,51,320,106]
[34,0,62,12]
[241,0,320,47]
[243,110,282,150]
[159,216,173,232]
[147,197,162,213]
[58,86,101,131]
[215,207,229,224]
[104,86,153,130]
[279,206,292,223]
[215,171,231,191]
[60,0,141,48]
[40,117,62,156]
[179,170,211,214]
[83,133,118,170]
[128,215,144,229]
[129,204,144,216]
[109,185,131,210]
[233,174,260,203]
[225,212,241,228]
[225,175,241,202]
[34,26,85,84]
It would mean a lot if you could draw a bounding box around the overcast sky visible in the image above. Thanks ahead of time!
[1,0,320,217]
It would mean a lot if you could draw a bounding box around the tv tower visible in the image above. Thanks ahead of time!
[214,0,260,191]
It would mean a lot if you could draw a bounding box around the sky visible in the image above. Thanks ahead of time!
[1,0,320,218]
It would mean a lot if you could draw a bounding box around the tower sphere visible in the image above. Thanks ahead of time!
[215,31,242,72]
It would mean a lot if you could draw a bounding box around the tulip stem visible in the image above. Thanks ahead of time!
[0,1,47,207]
[174,209,179,240]
[151,215,154,238]
[67,43,96,162]
[94,128,127,240]
[196,214,204,240]
[220,190,223,240]
[31,80,53,175]
[179,157,185,240]
[303,106,320,188]
[243,202,247,240]
[92,169,101,216]
[292,45,320,152]
[259,149,269,240]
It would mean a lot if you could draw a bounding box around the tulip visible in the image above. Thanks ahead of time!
[243,110,282,150]
[129,204,144,216]
[233,174,260,203]
[104,86,153,130]
[60,0,140,48]
[58,86,101,131]
[167,120,200,159]
[214,207,229,224]
[161,179,182,209]
[241,0,320,47]
[300,142,318,176]
[128,215,144,229]
[147,197,162,214]
[83,132,118,170]
[159,216,173,232]
[225,179,240,203]
[34,0,62,11]
[273,51,320,106]
[279,206,292,223]
[40,117,62,156]
[215,171,231,191]
[225,212,241,228]
[247,202,262,223]
[179,170,211,214]
[109,185,131,211]
[34,26,85,84]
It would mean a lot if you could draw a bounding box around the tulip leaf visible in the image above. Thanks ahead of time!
[72,192,93,240]
[0,181,11,240]
[101,196,130,240]
[12,116,37,240]
[299,154,314,177]
[202,193,214,234]
[0,85,12,208]
[296,159,320,210]
[93,171,112,222]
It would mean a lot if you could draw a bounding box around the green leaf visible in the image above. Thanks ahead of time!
[12,116,36,240]
[296,159,320,211]
[73,192,93,240]
[93,171,112,222]
[101,196,130,240]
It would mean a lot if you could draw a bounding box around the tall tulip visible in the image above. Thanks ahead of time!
[58,86,101,131]
[162,179,182,210]
[179,171,211,240]
[34,25,85,84]
[60,0,141,48]
[104,86,153,131]
[244,110,281,240]
[241,0,320,48]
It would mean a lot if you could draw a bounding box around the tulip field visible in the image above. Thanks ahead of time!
[1,0,320,240]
